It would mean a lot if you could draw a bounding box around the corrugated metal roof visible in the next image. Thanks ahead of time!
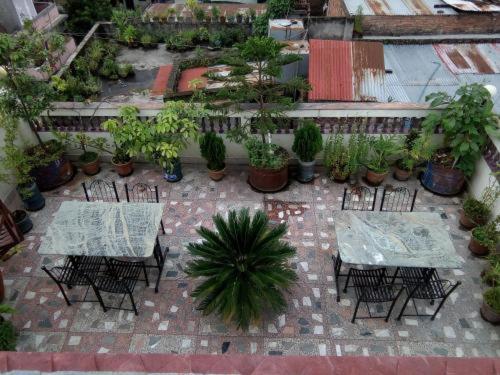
[442,0,500,12]
[384,73,411,102]
[308,40,385,102]
[344,0,458,15]
[434,44,500,74]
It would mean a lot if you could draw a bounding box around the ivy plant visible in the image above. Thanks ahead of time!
[422,84,499,178]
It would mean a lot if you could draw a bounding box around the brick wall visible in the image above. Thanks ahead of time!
[362,14,500,36]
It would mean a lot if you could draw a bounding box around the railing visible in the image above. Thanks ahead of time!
[32,1,62,31]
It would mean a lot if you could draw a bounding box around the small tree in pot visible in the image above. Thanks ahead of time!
[204,36,310,192]
[199,131,226,181]
[184,208,297,331]
[420,84,499,195]
[292,119,322,182]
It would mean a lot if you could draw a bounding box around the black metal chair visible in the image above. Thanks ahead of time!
[346,268,404,323]
[332,253,346,302]
[380,187,417,212]
[91,258,143,315]
[396,267,461,321]
[341,186,377,211]
[82,179,120,202]
[42,256,104,306]
[151,237,168,292]
[125,183,165,235]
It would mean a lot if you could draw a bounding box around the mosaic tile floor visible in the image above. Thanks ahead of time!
[4,163,499,357]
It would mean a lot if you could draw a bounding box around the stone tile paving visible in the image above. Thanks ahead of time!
[3,163,499,357]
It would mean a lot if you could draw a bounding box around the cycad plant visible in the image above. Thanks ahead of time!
[184,209,298,331]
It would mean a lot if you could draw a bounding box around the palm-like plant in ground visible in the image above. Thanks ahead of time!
[185,209,298,331]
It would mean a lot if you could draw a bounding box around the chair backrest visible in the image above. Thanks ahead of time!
[380,187,417,212]
[125,183,159,203]
[342,186,377,211]
[82,180,120,202]
[0,199,24,253]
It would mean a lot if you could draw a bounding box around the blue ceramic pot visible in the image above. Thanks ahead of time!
[18,183,45,211]
[163,159,183,182]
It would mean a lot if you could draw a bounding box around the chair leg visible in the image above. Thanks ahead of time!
[396,292,414,321]
[385,288,404,322]
[142,264,150,287]
[92,287,107,313]
[42,267,72,306]
[351,298,362,324]
[343,269,353,293]
[160,219,166,235]
[129,292,138,315]
[332,255,341,302]
[430,283,460,321]
[391,267,400,285]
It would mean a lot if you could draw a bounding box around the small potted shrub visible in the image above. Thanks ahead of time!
[140,34,157,49]
[211,6,220,23]
[184,209,298,331]
[365,135,401,186]
[167,7,176,22]
[469,217,499,256]
[482,255,500,287]
[481,287,500,324]
[394,129,433,181]
[194,7,206,23]
[292,119,322,182]
[12,210,33,234]
[460,182,499,229]
[199,131,226,181]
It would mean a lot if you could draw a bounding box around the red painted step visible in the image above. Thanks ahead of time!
[151,64,173,96]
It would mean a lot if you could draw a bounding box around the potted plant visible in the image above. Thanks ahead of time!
[167,7,176,22]
[140,34,156,49]
[394,129,434,181]
[460,180,499,229]
[292,119,322,182]
[469,217,499,256]
[0,27,74,192]
[365,135,401,186]
[12,210,33,234]
[211,6,220,23]
[482,255,500,287]
[121,25,139,48]
[0,304,16,349]
[420,84,499,195]
[205,36,309,192]
[323,127,369,183]
[199,131,226,181]
[54,132,110,176]
[0,112,45,211]
[236,10,244,23]
[184,208,297,331]
[481,287,500,324]
[194,7,206,23]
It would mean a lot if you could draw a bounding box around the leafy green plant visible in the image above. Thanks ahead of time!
[484,287,500,313]
[66,0,113,35]
[0,304,16,351]
[324,127,369,180]
[194,7,206,22]
[245,138,288,170]
[483,255,500,287]
[292,120,322,162]
[121,25,138,46]
[353,6,363,35]
[422,84,499,177]
[53,131,110,164]
[140,34,154,47]
[205,36,309,170]
[199,132,226,171]
[252,0,292,36]
[184,208,298,331]
[365,135,402,174]
[472,216,499,251]
[211,6,220,19]
[117,64,134,79]
[397,129,434,172]
[463,197,490,224]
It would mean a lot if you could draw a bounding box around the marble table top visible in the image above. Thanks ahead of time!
[38,201,165,257]
[333,211,463,269]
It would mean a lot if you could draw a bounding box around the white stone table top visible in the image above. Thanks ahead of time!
[38,201,165,257]
[334,211,464,269]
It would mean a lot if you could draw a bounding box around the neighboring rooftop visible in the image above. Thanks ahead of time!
[144,3,267,19]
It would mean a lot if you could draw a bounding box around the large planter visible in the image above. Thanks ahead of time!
[420,162,465,196]
[164,158,183,182]
[31,154,74,192]
[13,210,33,234]
[249,164,288,192]
[297,159,315,183]
[112,159,134,177]
[365,169,388,186]
[468,236,489,256]
[17,183,45,212]
[480,300,500,324]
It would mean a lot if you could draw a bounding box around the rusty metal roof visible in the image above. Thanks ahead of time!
[308,40,385,102]
[434,44,500,74]
[441,0,500,12]
[344,0,458,15]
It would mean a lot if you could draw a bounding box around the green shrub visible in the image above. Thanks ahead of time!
[463,197,490,224]
[185,209,298,331]
[0,321,16,351]
[292,120,322,162]
[199,131,226,171]
[472,217,499,250]
[245,137,288,170]
[484,287,500,313]
[117,64,134,79]
[366,135,402,174]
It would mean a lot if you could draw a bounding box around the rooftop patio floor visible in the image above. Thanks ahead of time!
[4,163,499,357]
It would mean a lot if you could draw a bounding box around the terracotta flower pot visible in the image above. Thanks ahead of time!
[480,300,500,324]
[365,169,388,186]
[81,157,100,176]
[112,159,134,177]
[459,210,486,230]
[332,171,349,183]
[468,236,490,256]
[208,167,225,181]
[249,164,288,193]
[394,166,411,181]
